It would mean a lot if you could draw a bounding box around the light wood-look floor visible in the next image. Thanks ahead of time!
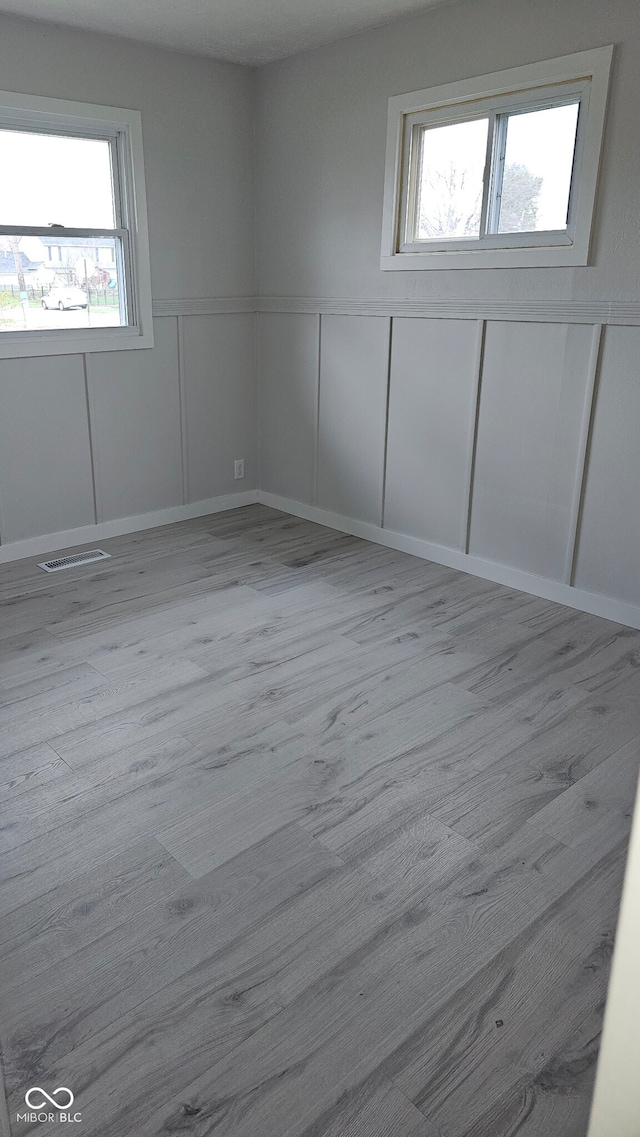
[1,505,639,1137]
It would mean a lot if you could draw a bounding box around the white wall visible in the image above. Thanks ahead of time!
[255,0,640,303]
[0,15,257,550]
[255,0,640,625]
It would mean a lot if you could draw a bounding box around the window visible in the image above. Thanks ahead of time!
[381,47,613,270]
[0,90,153,357]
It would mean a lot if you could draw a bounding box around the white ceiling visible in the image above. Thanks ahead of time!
[0,0,452,66]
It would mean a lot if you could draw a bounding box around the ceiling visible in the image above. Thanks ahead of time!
[0,0,452,66]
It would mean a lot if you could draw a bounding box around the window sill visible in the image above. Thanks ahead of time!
[0,325,154,359]
[381,241,589,271]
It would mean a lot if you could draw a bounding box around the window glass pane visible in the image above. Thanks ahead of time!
[416,118,488,240]
[0,130,115,228]
[497,102,579,233]
[0,235,125,332]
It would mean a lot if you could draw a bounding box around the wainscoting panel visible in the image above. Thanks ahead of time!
[384,317,481,549]
[573,325,640,605]
[0,306,258,552]
[88,318,184,522]
[181,313,257,503]
[3,296,639,630]
[0,353,95,543]
[468,321,595,582]
[256,305,640,628]
[258,312,320,503]
[317,315,389,525]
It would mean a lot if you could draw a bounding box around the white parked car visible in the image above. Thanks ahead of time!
[42,286,88,311]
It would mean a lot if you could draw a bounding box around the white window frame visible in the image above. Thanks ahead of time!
[0,90,153,358]
[380,46,613,271]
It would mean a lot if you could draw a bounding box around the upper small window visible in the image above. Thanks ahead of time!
[381,47,613,270]
[0,90,153,358]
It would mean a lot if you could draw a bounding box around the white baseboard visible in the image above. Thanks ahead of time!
[0,490,259,565]
[5,485,638,632]
[257,490,640,631]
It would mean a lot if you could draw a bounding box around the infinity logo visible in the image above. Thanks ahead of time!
[24,1087,75,1110]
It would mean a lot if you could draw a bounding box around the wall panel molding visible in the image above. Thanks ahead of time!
[82,352,102,525]
[176,315,189,505]
[463,320,486,553]
[257,311,320,504]
[316,314,390,524]
[383,317,482,550]
[564,323,605,584]
[257,296,640,326]
[468,321,595,582]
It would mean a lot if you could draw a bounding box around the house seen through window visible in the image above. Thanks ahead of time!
[0,128,126,333]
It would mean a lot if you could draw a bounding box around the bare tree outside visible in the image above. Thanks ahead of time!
[498,163,543,233]
[7,235,26,292]
[418,162,482,238]
[415,117,487,241]
[418,158,543,240]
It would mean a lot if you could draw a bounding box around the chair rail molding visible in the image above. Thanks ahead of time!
[152,297,257,317]
[152,296,640,325]
[256,296,640,325]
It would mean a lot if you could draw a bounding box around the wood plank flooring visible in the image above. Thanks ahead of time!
[1,504,639,1137]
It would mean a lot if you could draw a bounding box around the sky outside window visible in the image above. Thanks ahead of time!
[0,129,115,228]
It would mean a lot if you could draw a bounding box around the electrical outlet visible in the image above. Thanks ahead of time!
[233,458,245,480]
